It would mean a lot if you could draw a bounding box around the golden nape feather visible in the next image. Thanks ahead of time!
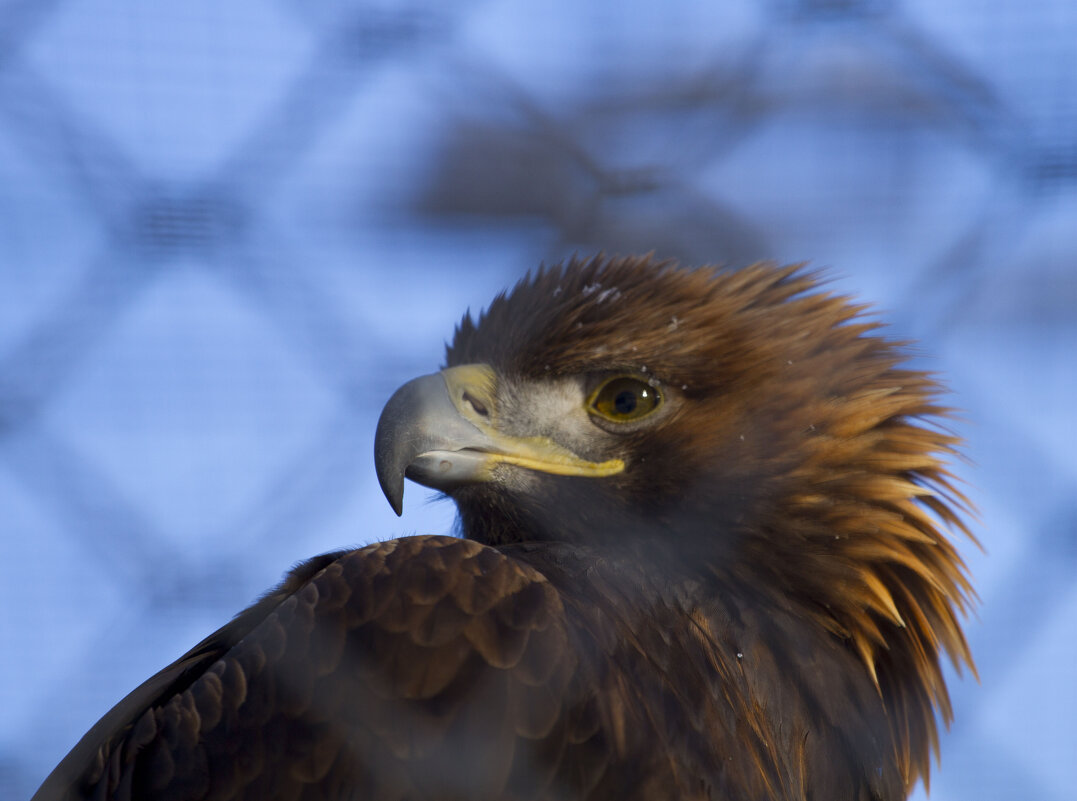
[35,255,975,801]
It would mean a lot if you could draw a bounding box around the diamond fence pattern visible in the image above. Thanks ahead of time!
[1,1,1075,799]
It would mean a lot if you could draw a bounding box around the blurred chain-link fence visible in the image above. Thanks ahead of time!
[1,1,1075,798]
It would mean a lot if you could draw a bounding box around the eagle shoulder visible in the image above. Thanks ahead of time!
[37,536,583,801]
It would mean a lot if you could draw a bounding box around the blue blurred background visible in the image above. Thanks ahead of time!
[1,1,1075,798]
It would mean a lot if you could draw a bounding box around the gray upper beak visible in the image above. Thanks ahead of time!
[373,370,495,515]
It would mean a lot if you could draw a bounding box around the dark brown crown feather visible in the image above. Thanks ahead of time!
[449,254,977,791]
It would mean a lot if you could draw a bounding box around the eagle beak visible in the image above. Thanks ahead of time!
[374,363,623,515]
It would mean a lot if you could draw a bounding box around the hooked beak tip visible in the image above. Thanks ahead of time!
[385,483,404,517]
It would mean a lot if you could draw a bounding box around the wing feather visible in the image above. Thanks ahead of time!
[35,536,579,801]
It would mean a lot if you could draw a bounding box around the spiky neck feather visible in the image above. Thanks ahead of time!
[447,254,976,792]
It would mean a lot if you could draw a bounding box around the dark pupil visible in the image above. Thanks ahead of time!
[614,389,638,415]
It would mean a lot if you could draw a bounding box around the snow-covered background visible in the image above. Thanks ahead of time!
[1,2,1074,798]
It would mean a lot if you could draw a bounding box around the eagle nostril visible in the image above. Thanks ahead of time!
[463,390,489,418]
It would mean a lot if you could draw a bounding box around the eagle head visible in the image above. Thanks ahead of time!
[374,254,975,789]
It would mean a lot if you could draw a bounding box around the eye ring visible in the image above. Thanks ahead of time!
[588,375,662,423]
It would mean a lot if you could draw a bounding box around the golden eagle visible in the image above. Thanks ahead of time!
[34,256,975,801]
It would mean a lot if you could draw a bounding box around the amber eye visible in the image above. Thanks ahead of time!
[589,376,662,423]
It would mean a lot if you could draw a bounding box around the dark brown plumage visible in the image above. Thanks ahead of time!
[34,255,975,801]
